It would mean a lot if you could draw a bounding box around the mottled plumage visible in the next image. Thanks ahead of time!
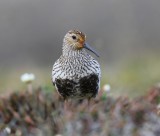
[52,30,101,100]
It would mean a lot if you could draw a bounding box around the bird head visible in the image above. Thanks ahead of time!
[64,30,99,57]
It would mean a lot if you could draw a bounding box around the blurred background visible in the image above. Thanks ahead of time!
[0,0,160,96]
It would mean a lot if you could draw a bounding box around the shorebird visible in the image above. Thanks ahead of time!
[52,30,101,107]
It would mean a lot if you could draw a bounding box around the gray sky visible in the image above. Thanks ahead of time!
[0,0,160,69]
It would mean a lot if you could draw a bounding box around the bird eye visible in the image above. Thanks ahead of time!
[72,35,77,40]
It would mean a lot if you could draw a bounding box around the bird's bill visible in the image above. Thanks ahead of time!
[84,43,99,57]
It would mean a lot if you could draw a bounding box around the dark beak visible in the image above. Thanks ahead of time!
[84,43,100,57]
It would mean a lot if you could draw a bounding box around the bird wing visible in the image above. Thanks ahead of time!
[52,59,62,85]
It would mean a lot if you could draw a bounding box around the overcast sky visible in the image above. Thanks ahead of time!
[0,0,160,69]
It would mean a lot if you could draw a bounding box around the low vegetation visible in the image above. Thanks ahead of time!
[0,85,160,136]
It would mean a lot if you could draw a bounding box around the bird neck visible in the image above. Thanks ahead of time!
[62,43,87,57]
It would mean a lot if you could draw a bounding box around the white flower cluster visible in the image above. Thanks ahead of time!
[103,84,111,92]
[20,73,35,83]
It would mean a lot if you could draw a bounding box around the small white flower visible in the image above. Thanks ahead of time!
[103,84,111,92]
[157,104,160,110]
[4,127,11,134]
[157,104,160,116]
[21,73,35,83]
